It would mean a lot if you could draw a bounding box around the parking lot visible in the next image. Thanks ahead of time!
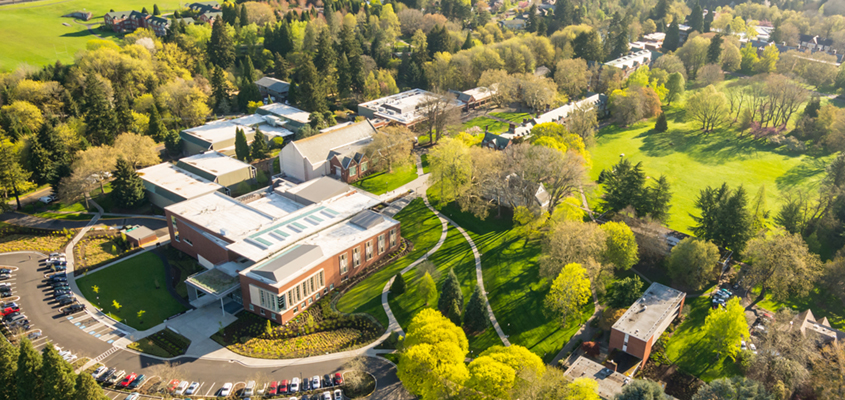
[0,252,410,400]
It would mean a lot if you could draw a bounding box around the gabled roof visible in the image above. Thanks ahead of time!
[482,132,511,150]
[255,77,290,93]
[290,120,376,167]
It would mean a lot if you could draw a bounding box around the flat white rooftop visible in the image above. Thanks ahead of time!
[259,103,311,124]
[612,282,685,341]
[359,89,463,125]
[138,163,223,200]
[179,151,252,177]
[183,115,293,146]
[165,191,280,243]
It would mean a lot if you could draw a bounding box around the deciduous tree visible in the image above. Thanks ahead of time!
[616,379,672,400]
[687,85,729,132]
[364,126,413,173]
[668,237,720,290]
[554,58,592,98]
[704,297,749,360]
[745,228,822,301]
[114,132,160,169]
[540,221,606,279]
[398,309,469,399]
[545,263,591,326]
[601,221,639,270]
[418,272,437,307]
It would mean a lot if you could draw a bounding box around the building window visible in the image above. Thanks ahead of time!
[315,292,320,300]
[389,229,397,247]
[339,253,348,274]
[249,304,254,311]
[330,284,334,290]
[365,241,373,261]
[378,235,385,254]
[308,298,313,305]
[353,247,361,267]
[349,165,357,176]
[324,288,328,295]
[293,306,299,314]
[260,308,265,316]
[171,216,180,241]
[319,271,325,287]
[271,313,276,320]
[361,161,368,173]
[184,238,193,246]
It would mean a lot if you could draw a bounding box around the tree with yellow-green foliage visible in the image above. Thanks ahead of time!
[417,272,437,307]
[545,263,592,326]
[600,221,639,270]
[528,122,590,166]
[398,309,469,399]
[703,297,749,360]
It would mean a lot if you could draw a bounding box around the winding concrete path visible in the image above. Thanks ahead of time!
[380,155,510,346]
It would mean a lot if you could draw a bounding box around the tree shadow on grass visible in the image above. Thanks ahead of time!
[775,157,829,190]
[60,30,99,38]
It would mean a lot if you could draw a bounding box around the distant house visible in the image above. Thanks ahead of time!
[255,77,290,101]
[510,93,608,138]
[188,1,222,23]
[799,34,834,51]
[358,89,463,128]
[790,309,845,346]
[175,151,256,190]
[499,17,527,30]
[481,132,512,150]
[278,120,377,184]
[104,10,170,36]
[603,50,657,79]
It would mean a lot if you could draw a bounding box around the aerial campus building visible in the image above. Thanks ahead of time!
[165,177,401,323]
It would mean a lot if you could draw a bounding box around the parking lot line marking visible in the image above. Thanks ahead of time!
[204,382,216,396]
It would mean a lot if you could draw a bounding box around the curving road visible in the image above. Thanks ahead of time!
[0,252,411,399]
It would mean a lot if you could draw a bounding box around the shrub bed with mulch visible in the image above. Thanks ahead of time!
[128,328,191,358]
[0,225,75,253]
[212,296,382,359]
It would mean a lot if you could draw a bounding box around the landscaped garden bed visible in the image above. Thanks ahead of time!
[212,296,382,359]
[73,232,135,273]
[128,328,191,358]
[0,224,75,253]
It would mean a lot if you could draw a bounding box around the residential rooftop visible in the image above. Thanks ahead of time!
[138,163,224,200]
[612,282,685,341]
[177,151,253,178]
[604,50,655,70]
[564,356,630,400]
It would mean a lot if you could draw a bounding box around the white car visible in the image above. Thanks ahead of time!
[39,195,56,204]
[91,366,108,379]
[290,377,300,393]
[185,382,200,395]
[126,393,140,400]
[311,376,321,390]
[174,381,189,395]
[219,382,233,397]
[322,391,332,400]
[334,389,342,400]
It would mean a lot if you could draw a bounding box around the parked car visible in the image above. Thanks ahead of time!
[28,331,41,340]
[219,382,233,397]
[321,392,332,400]
[125,393,140,400]
[0,273,11,281]
[62,304,85,315]
[55,294,74,302]
[39,195,57,204]
[268,381,278,396]
[52,262,67,271]
[333,373,342,386]
[1,303,19,316]
[127,375,146,389]
[3,311,21,322]
[185,382,200,395]
[302,378,310,391]
[97,368,116,382]
[174,380,189,395]
[311,376,321,390]
[107,370,126,385]
[91,366,108,379]
[166,379,180,393]
[54,288,72,296]
[50,272,66,279]
[333,389,342,400]
[119,373,137,388]
[0,268,11,274]
[290,377,300,393]
[280,379,289,395]
[243,380,256,397]
[57,297,76,306]
[323,375,332,388]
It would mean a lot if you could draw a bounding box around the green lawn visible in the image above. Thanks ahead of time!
[427,188,595,362]
[489,111,532,123]
[351,164,418,195]
[420,154,430,174]
[0,0,182,70]
[665,296,742,382]
[76,252,187,329]
[753,286,845,329]
[590,104,832,234]
[461,116,509,133]
[337,198,444,326]
[33,212,93,221]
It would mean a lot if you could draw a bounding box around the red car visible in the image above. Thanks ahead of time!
[333,373,343,386]
[279,379,289,394]
[118,373,137,388]
[268,381,278,396]
[166,379,180,393]
[1,303,20,316]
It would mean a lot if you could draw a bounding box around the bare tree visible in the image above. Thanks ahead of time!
[364,126,414,173]
[539,220,607,279]
[419,91,461,144]
[500,144,587,215]
[456,147,505,220]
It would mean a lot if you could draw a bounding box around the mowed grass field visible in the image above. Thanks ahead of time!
[0,0,181,70]
[590,102,833,234]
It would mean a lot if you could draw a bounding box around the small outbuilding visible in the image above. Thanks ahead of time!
[126,226,157,247]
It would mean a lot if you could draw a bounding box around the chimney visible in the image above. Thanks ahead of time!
[485,125,489,132]
[509,123,515,132]
[604,360,617,372]
[522,118,528,124]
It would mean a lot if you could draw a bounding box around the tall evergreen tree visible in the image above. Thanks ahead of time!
[61,89,79,117]
[237,81,261,111]
[651,0,668,20]
[115,91,134,134]
[645,175,673,223]
[691,183,753,254]
[654,112,668,133]
[463,285,488,333]
[336,53,352,99]
[447,298,462,325]
[601,158,648,214]
[234,128,250,161]
[663,21,681,52]
[292,55,328,112]
[427,24,452,57]
[391,273,406,295]
[208,19,236,69]
[75,372,106,400]
[553,0,575,29]
[0,339,18,400]
[164,129,181,156]
[30,124,55,185]
[437,269,463,316]
[211,65,228,112]
[314,28,337,74]
[141,7,148,14]
[41,345,75,400]
[250,128,270,160]
[242,55,257,82]
[349,52,366,94]
[707,34,723,64]
[276,22,295,57]
[112,157,145,209]
[573,30,603,62]
[273,52,289,80]
[688,2,704,33]
[240,4,249,26]
[83,75,118,146]
[703,9,714,32]
[461,30,474,50]
[16,339,42,400]
[146,103,167,142]
[153,4,161,15]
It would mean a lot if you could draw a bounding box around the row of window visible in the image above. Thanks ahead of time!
[339,228,396,275]
[348,161,368,177]
[251,282,336,321]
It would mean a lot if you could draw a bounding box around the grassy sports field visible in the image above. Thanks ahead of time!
[0,0,181,70]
